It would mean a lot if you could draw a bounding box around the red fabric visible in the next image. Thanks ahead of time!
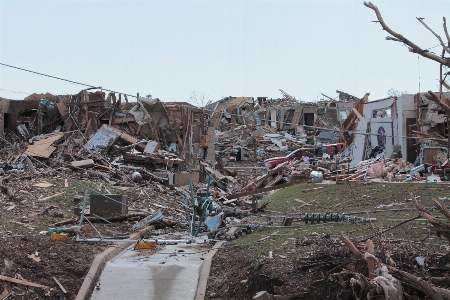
[429,164,450,172]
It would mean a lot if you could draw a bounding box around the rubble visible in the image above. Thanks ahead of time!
[0,89,448,226]
[1,89,445,223]
[1,86,450,298]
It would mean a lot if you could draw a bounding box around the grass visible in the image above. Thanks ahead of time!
[229,181,450,264]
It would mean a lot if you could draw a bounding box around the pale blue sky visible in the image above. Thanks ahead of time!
[0,0,449,103]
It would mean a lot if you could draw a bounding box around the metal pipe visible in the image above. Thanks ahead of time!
[190,181,196,236]
[78,189,88,234]
[194,199,210,237]
[410,164,425,175]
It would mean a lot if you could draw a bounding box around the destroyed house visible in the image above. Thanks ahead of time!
[0,89,215,186]
[205,92,364,143]
[0,96,61,136]
[342,92,450,167]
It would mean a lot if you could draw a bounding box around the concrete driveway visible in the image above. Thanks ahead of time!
[90,237,210,300]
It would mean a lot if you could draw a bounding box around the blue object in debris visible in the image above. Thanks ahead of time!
[253,111,261,125]
[255,193,263,200]
[168,142,177,153]
[204,213,223,231]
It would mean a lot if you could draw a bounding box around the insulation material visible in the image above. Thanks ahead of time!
[366,161,385,178]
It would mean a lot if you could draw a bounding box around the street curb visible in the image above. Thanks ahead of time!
[195,227,237,300]
[74,227,151,300]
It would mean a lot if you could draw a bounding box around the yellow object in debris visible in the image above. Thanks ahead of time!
[51,233,67,241]
[134,241,156,250]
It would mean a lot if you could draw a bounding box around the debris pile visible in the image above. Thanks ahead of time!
[1,88,450,299]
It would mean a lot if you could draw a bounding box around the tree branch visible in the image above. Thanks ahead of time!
[433,198,450,222]
[412,194,450,242]
[444,17,450,47]
[416,18,450,55]
[387,266,447,300]
[364,2,450,66]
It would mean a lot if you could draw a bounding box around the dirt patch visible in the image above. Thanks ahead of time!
[206,238,450,299]
[0,236,110,299]
[0,171,188,299]
[205,182,450,299]
[206,240,345,299]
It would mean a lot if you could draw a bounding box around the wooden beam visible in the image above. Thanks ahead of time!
[0,275,49,290]
[352,107,363,121]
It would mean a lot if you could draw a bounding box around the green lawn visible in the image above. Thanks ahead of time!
[229,181,450,264]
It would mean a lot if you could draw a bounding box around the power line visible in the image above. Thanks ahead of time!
[1,62,446,143]
[0,87,29,95]
[0,62,137,98]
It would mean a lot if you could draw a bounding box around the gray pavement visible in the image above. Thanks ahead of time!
[90,237,210,300]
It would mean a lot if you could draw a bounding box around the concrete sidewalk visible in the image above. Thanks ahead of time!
[90,238,209,300]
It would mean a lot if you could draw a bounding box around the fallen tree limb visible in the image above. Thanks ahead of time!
[340,234,363,259]
[366,239,376,280]
[433,198,450,221]
[412,194,450,241]
[387,265,449,300]
[430,276,450,285]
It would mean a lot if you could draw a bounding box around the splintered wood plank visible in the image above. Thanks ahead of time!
[0,275,49,290]
[352,107,364,121]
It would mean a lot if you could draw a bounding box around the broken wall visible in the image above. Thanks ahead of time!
[347,96,397,167]
[397,94,417,163]
[0,97,40,136]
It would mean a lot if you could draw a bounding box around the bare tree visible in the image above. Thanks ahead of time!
[188,90,212,108]
[387,88,407,97]
[364,2,450,113]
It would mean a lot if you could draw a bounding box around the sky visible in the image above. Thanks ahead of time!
[0,0,449,104]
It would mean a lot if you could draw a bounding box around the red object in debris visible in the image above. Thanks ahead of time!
[229,156,236,162]
[264,143,344,169]
[264,149,313,169]
[429,164,450,172]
